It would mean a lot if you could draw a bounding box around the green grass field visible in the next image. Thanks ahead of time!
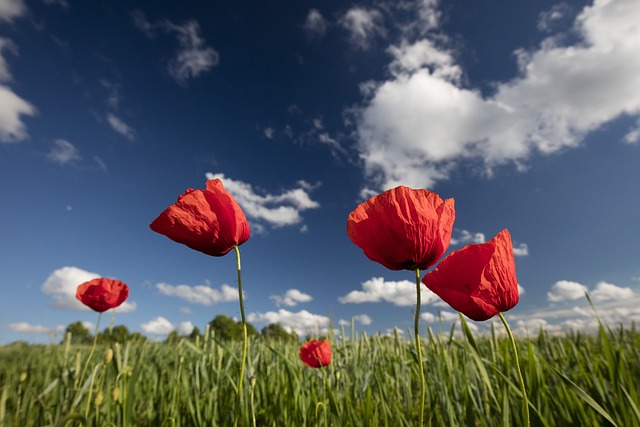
[2,319,640,426]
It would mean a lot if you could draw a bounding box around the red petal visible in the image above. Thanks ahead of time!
[348,186,455,270]
[150,179,250,256]
[422,229,519,321]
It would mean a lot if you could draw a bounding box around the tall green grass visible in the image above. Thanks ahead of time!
[1,322,640,426]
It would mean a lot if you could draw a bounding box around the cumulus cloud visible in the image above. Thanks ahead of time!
[205,172,320,230]
[353,0,640,190]
[270,289,313,307]
[177,321,194,335]
[0,0,26,23]
[338,277,440,306]
[340,7,385,50]
[47,139,81,165]
[155,282,238,305]
[106,113,135,140]
[590,281,634,302]
[547,280,589,302]
[141,316,174,335]
[41,266,136,312]
[248,309,330,336]
[7,322,64,334]
[303,9,326,39]
[132,11,219,84]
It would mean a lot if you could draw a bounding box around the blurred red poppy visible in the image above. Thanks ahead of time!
[347,186,455,271]
[76,278,129,313]
[299,339,332,368]
[150,179,250,257]
[422,229,519,321]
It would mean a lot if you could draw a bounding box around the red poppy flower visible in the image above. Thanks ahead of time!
[422,229,519,321]
[347,186,455,271]
[150,179,250,257]
[299,339,332,368]
[76,278,130,313]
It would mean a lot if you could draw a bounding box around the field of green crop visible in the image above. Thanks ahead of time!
[1,320,640,427]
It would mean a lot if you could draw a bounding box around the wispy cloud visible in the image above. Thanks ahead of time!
[132,11,219,84]
[270,289,313,307]
[106,113,136,140]
[352,0,640,191]
[0,41,36,143]
[140,316,174,335]
[303,9,327,39]
[47,139,81,165]
[155,282,238,305]
[0,0,26,23]
[339,7,385,50]
[206,172,320,231]
[41,266,136,312]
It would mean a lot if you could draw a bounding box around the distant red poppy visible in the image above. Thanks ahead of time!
[76,278,129,313]
[150,179,250,257]
[422,229,519,321]
[299,339,332,368]
[347,186,455,271]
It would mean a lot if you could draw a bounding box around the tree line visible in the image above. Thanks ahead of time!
[63,314,298,345]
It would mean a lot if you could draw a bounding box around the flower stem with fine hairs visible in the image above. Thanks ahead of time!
[414,268,426,425]
[233,245,248,427]
[498,312,530,427]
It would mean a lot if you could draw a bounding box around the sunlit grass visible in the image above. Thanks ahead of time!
[1,321,640,426]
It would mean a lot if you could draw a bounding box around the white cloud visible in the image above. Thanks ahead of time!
[106,113,135,140]
[340,7,385,50]
[7,322,63,334]
[303,9,326,39]
[0,38,16,81]
[352,314,372,325]
[47,139,81,165]
[248,309,330,336]
[141,316,174,335]
[353,0,640,190]
[537,4,573,33]
[177,321,194,335]
[338,277,441,307]
[591,281,634,302]
[155,282,238,305]
[41,266,136,312]
[547,280,589,302]
[133,12,219,84]
[513,243,529,257]
[0,0,26,23]
[0,85,36,143]
[270,289,313,307]
[450,229,486,246]
[205,172,320,229]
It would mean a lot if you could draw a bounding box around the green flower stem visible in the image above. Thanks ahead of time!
[498,312,529,427]
[73,312,102,408]
[233,245,248,427]
[414,268,426,425]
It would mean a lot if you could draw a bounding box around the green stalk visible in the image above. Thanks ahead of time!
[73,312,102,408]
[414,268,426,425]
[498,312,529,427]
[233,245,248,427]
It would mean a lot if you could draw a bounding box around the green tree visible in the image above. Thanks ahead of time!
[209,314,258,341]
[64,321,93,344]
[98,325,131,344]
[261,323,298,341]
[189,326,202,341]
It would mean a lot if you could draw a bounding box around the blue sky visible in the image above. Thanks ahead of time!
[1,0,639,343]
